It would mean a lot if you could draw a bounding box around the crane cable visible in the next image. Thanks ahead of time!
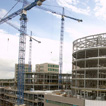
[1,0,20,19]
[42,4,62,8]
[0,0,20,52]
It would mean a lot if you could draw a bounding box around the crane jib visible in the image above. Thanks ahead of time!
[0,0,46,24]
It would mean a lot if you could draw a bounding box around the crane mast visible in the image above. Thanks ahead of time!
[17,9,27,105]
[59,8,64,84]
[17,0,45,104]
[17,1,27,105]
[28,31,32,72]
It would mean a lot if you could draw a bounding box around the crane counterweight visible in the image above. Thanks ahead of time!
[37,1,42,6]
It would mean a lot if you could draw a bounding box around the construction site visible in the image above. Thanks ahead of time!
[0,0,81,105]
[0,0,106,106]
[1,33,106,106]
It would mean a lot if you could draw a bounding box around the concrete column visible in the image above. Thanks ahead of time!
[97,48,100,99]
[84,50,86,99]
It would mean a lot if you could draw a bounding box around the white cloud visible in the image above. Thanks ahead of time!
[65,27,84,40]
[0,29,18,79]
[46,11,61,19]
[65,23,106,42]
[65,22,106,46]
[56,0,90,15]
[94,0,106,19]
[0,8,20,29]
[57,0,79,5]
[0,59,15,79]
[31,37,72,73]
[0,9,7,18]
[0,29,72,78]
[0,29,19,60]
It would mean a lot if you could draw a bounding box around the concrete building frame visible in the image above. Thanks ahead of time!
[72,33,106,100]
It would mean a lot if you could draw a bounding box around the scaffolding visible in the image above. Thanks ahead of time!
[24,72,71,91]
[0,75,71,106]
[0,87,44,106]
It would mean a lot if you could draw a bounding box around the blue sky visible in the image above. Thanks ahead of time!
[0,0,106,78]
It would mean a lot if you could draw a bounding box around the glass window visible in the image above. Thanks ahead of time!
[46,99,75,106]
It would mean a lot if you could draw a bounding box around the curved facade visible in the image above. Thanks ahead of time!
[72,33,106,100]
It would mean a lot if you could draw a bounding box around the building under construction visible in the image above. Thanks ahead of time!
[0,87,85,106]
[0,63,72,106]
[14,63,71,90]
[72,33,106,100]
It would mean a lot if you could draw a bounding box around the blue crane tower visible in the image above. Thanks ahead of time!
[28,31,32,72]
[0,0,45,105]
[59,8,82,86]
[28,31,41,73]
[35,6,83,85]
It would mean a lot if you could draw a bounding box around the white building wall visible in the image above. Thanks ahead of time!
[85,100,106,106]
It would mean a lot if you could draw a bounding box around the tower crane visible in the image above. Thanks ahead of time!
[35,6,82,86]
[0,0,45,105]
[28,31,32,72]
[28,31,32,84]
[59,8,82,87]
[36,6,82,81]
